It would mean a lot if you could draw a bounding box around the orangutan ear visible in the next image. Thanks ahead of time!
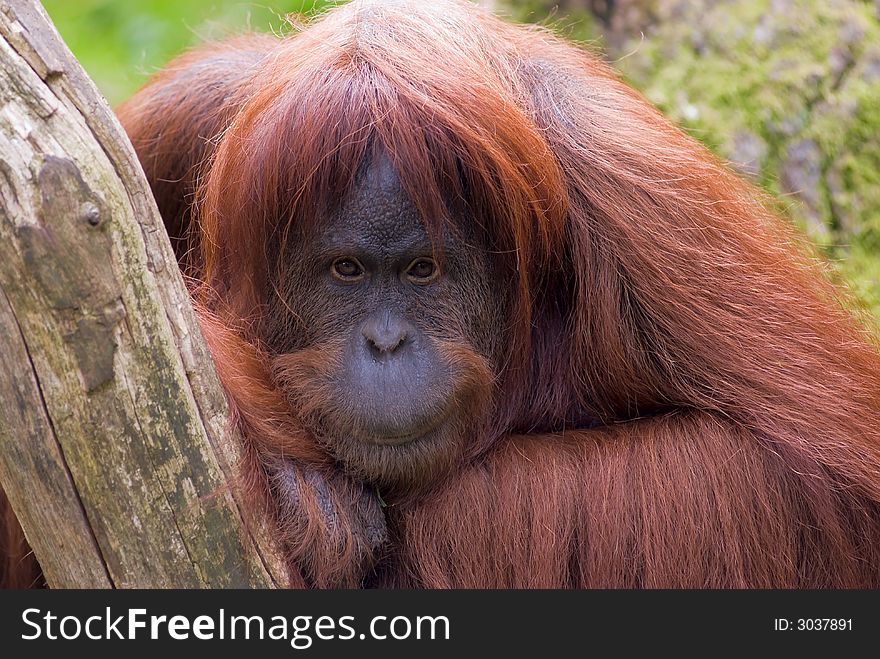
[116,34,277,272]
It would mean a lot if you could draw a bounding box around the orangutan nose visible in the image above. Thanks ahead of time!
[362,311,413,357]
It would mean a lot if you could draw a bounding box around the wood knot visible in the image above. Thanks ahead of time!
[80,201,101,226]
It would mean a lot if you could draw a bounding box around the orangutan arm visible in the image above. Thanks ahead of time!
[386,410,880,588]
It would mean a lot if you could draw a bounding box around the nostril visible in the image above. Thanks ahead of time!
[365,327,408,354]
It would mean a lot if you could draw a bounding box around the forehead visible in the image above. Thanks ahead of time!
[320,153,430,252]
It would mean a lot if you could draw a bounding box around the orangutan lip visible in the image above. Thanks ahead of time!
[361,408,451,446]
[363,431,423,446]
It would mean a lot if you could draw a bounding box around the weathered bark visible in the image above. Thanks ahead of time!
[0,0,286,587]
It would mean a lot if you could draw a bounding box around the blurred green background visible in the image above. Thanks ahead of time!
[41,0,334,103]
[42,0,880,320]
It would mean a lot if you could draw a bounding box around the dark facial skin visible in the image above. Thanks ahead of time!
[266,153,503,492]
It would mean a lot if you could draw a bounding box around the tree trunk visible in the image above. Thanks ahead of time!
[0,0,285,587]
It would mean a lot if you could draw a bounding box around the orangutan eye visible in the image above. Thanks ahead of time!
[332,258,364,281]
[406,258,438,284]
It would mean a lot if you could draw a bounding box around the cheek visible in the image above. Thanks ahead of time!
[264,275,364,352]
[426,276,503,367]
